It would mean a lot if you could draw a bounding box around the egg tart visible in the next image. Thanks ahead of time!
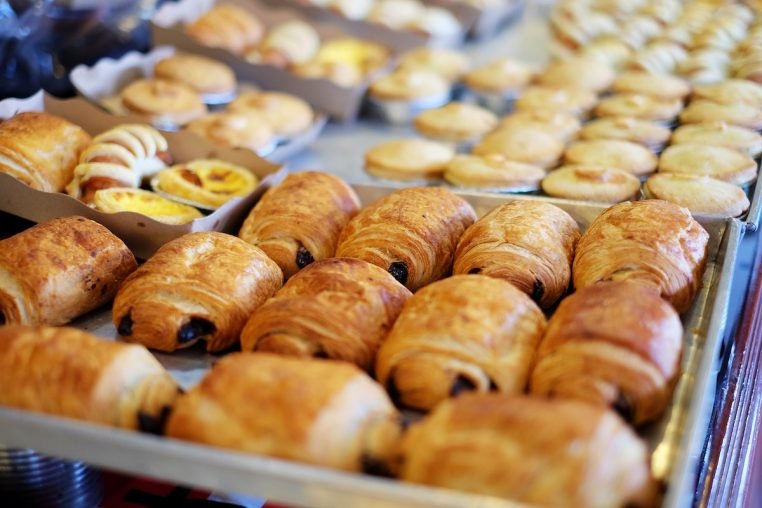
[92,188,202,225]
[154,159,258,209]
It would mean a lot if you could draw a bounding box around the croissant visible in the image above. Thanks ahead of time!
[241,258,411,370]
[573,200,709,313]
[376,275,546,411]
[397,394,653,508]
[0,216,137,326]
[113,232,282,353]
[166,353,401,473]
[0,112,91,192]
[239,172,361,281]
[336,187,476,291]
[453,201,580,309]
[67,124,171,204]
[530,281,683,425]
[0,325,181,434]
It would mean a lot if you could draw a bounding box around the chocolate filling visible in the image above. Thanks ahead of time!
[531,278,545,303]
[450,375,477,396]
[117,313,133,336]
[296,246,314,269]
[388,262,408,285]
[361,454,394,478]
[0,312,5,326]
[177,318,216,344]
[386,376,402,405]
[468,267,482,274]
[138,405,173,435]
[613,392,634,422]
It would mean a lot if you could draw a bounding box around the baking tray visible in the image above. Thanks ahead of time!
[0,185,742,508]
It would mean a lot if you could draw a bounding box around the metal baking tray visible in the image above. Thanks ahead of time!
[0,185,742,508]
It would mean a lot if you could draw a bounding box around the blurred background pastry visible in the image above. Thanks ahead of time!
[414,102,497,143]
[230,91,314,138]
[472,127,564,169]
[564,139,658,178]
[657,144,757,187]
[185,4,264,55]
[644,173,750,218]
[153,53,237,101]
[578,117,672,152]
[398,47,470,82]
[594,93,684,124]
[670,122,762,157]
[444,154,545,191]
[120,78,207,127]
[186,112,276,155]
[249,20,321,68]
[536,56,616,93]
[496,110,581,142]
[542,165,642,204]
[365,139,454,181]
[515,85,598,118]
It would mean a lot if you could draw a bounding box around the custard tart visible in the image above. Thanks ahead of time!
[154,159,258,209]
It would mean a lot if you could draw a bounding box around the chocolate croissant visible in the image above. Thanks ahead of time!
[0,112,91,192]
[376,275,546,411]
[113,232,282,353]
[336,187,476,291]
[166,353,401,473]
[239,172,361,281]
[67,124,171,204]
[0,216,137,326]
[241,258,411,370]
[530,281,683,425]
[397,394,653,508]
[0,325,180,433]
[453,201,580,309]
[573,200,709,313]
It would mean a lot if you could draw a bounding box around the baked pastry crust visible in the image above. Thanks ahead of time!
[241,258,411,370]
[185,4,264,55]
[336,187,476,291]
[154,53,236,96]
[564,139,658,177]
[537,56,616,93]
[644,173,750,218]
[155,159,259,209]
[239,171,360,280]
[472,127,564,169]
[0,216,137,326]
[679,99,762,130]
[657,143,757,186]
[229,91,314,137]
[444,154,545,190]
[573,200,709,313]
[398,47,470,82]
[120,79,207,126]
[611,72,691,100]
[113,232,282,352]
[252,20,321,67]
[376,275,546,410]
[0,112,91,193]
[397,394,653,508]
[463,58,533,93]
[514,86,598,117]
[578,117,672,151]
[594,93,684,122]
[370,69,450,101]
[692,79,762,107]
[542,164,642,203]
[531,281,683,425]
[365,139,454,181]
[93,188,203,225]
[165,353,401,472]
[414,102,498,142]
[497,110,581,142]
[454,201,580,308]
[670,122,762,157]
[186,111,275,153]
[0,325,180,433]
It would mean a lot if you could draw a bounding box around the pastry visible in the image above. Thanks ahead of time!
[165,353,401,472]
[670,122,762,157]
[250,20,321,68]
[376,275,546,411]
[326,0,374,20]
[397,47,469,82]
[185,4,264,55]
[413,103,498,142]
[0,216,137,326]
[0,326,180,434]
[453,201,580,308]
[580,38,634,70]
[92,188,203,225]
[154,159,259,209]
[564,139,658,177]
[364,139,454,181]
[514,86,598,118]
[407,7,462,40]
[619,15,662,49]
[67,124,170,203]
[573,200,709,313]
[472,127,564,170]
[531,281,682,425]
[336,187,476,291]
[496,110,581,142]
[691,79,762,107]
[369,68,451,102]
[239,171,360,281]
[644,173,750,218]
[298,37,390,82]
[679,99,762,130]
[542,165,642,203]
[463,58,533,95]
[229,91,314,137]
[397,394,652,508]
[113,232,282,352]
[657,144,757,186]
[153,53,236,97]
[293,59,364,87]
[185,111,275,154]
[611,72,691,101]
[594,93,683,123]
[120,79,207,126]
[241,258,411,370]
[537,56,616,93]
[578,117,672,152]
[444,154,545,191]
[676,51,729,85]
[628,41,687,75]
[550,7,617,52]
[0,112,90,193]
[367,0,424,30]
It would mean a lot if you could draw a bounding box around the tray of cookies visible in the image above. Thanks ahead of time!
[69,46,328,163]
[151,0,412,121]
[0,172,743,508]
[0,92,284,259]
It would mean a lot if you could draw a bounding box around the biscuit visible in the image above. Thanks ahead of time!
[644,173,750,217]
[657,144,757,186]
[414,102,498,142]
[365,139,454,181]
[564,139,658,177]
[541,165,641,203]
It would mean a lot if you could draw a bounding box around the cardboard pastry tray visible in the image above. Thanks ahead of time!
[0,185,743,508]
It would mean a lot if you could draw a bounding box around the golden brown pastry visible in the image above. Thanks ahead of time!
[154,159,258,209]
[644,173,750,218]
[376,275,546,411]
[564,139,658,177]
[166,353,401,472]
[369,69,451,102]
[670,122,762,157]
[496,110,581,142]
[514,86,598,118]
[113,232,282,353]
[185,4,264,55]
[120,79,207,126]
[413,102,498,143]
[657,144,757,186]
[364,139,454,181]
[542,165,642,204]
[530,281,683,425]
[0,216,137,326]
[0,326,180,434]
[397,394,653,507]
[92,188,203,225]
[472,127,564,169]
[153,53,236,97]
[453,201,580,308]
[611,71,691,100]
[573,200,709,313]
[691,79,762,107]
[537,56,616,93]
[594,93,684,123]
[444,154,546,191]
[185,112,275,154]
[241,258,411,370]
[229,91,314,137]
[336,187,476,291]
[679,99,762,130]
[578,117,672,152]
[250,20,321,68]
[0,112,91,193]
[398,47,470,82]
[463,58,534,95]
[239,172,360,281]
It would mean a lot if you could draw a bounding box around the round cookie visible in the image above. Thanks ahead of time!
[121,78,207,126]
[472,126,564,169]
[692,79,762,107]
[611,72,691,101]
[657,144,758,186]
[229,91,314,137]
[644,173,750,217]
[541,165,641,203]
[365,138,454,181]
[154,53,236,97]
[444,154,545,191]
[515,86,598,118]
[370,68,451,101]
[594,93,684,123]
[564,139,658,177]
[578,117,672,152]
[671,122,762,157]
[496,110,581,142]
[414,102,498,142]
[537,56,616,93]
[679,100,762,130]
[186,112,275,153]
[464,58,534,94]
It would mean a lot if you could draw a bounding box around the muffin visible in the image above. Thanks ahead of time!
[658,144,757,186]
[671,122,762,157]
[594,93,684,123]
[514,86,598,118]
[610,72,691,101]
[496,110,581,142]
[365,138,454,181]
[398,47,470,82]
[414,102,498,143]
[536,56,616,93]
[578,117,672,152]
[644,173,750,217]
[472,127,564,169]
[444,154,545,191]
[464,58,534,96]
[564,139,658,177]
[229,91,314,137]
[542,165,641,203]
[679,100,762,130]
[154,54,236,98]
